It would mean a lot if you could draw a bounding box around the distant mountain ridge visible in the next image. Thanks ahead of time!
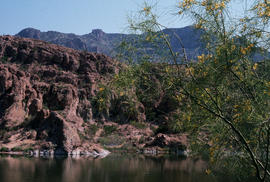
[16,26,204,61]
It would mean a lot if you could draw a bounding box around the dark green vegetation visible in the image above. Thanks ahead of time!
[90,1,270,181]
[92,61,188,133]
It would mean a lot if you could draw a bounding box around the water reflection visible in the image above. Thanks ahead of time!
[0,154,229,182]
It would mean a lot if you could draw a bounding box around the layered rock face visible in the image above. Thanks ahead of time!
[0,35,120,155]
[0,35,188,156]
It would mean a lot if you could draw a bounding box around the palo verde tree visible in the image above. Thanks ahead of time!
[177,1,270,181]
[118,0,270,181]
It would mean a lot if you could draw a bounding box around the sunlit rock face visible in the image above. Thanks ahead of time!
[0,35,188,156]
[0,35,119,155]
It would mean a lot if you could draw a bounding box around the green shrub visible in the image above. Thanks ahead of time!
[23,147,33,153]
[138,136,145,144]
[11,147,22,152]
[86,124,99,136]
[0,147,9,152]
[98,134,125,146]
[91,85,111,119]
[1,56,8,63]
[0,130,6,139]
[103,125,118,136]
[130,121,147,129]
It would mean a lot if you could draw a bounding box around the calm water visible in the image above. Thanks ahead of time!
[0,154,234,182]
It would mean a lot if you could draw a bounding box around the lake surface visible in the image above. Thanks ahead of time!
[0,154,235,182]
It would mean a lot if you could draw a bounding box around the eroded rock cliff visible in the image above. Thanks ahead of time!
[0,35,187,156]
[0,35,121,155]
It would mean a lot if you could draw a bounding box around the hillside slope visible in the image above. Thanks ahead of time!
[16,26,204,60]
[0,36,187,156]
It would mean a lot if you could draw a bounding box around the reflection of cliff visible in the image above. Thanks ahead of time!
[0,156,66,182]
[61,157,95,182]
[0,155,215,182]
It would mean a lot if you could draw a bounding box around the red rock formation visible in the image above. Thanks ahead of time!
[0,35,187,156]
[0,35,120,155]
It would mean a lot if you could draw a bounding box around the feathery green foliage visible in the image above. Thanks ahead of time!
[115,0,270,181]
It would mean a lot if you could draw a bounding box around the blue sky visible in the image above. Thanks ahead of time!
[0,0,187,35]
[0,0,247,35]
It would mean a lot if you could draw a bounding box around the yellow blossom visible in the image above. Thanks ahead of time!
[205,169,211,175]
[231,45,236,51]
[179,0,195,9]
[99,98,104,102]
[253,63,258,70]
[233,105,239,109]
[195,23,202,29]
[120,91,124,96]
[240,47,247,55]
[187,67,195,75]
[143,7,151,15]
[197,54,205,63]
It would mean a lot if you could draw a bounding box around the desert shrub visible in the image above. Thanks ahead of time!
[130,120,147,129]
[91,85,112,120]
[103,125,118,136]
[0,147,9,152]
[85,124,99,136]
[23,147,33,153]
[0,56,8,63]
[98,134,125,146]
[11,147,22,152]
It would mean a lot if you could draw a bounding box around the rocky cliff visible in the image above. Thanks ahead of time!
[0,35,123,155]
[0,35,187,156]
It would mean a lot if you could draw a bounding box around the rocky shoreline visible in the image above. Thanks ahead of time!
[0,147,188,158]
[0,148,111,158]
